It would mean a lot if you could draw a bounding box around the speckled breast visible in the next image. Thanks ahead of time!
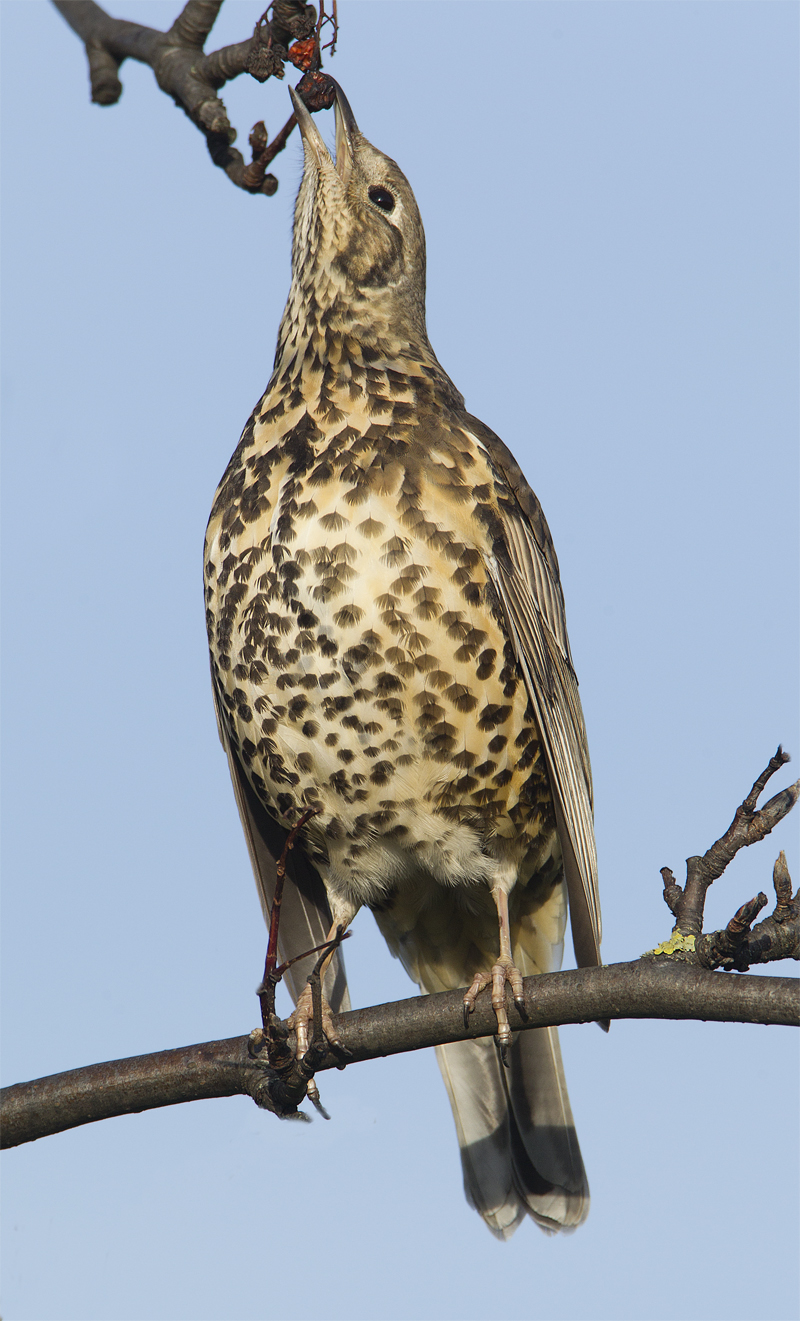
[204,396,556,903]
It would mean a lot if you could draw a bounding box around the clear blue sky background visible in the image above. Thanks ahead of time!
[2,3,798,1320]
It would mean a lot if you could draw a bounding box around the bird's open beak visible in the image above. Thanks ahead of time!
[332,81,358,187]
[289,80,359,186]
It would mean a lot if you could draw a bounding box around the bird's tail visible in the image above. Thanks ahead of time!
[435,1026,589,1238]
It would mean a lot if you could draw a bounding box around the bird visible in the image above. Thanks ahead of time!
[204,79,602,1238]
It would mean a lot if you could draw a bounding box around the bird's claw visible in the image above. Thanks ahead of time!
[464,956,525,1049]
[306,1077,330,1119]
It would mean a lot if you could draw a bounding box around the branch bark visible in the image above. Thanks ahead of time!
[3,961,798,1149]
[51,0,328,194]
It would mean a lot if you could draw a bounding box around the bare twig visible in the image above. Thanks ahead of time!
[3,961,798,1149]
[242,111,298,190]
[254,802,322,1090]
[51,0,330,194]
[651,749,800,959]
[698,852,800,971]
[660,866,683,917]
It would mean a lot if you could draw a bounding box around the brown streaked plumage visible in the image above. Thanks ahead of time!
[204,81,602,1238]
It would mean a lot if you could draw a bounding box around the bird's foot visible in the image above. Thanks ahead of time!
[289,982,344,1057]
[288,982,343,1107]
[463,955,525,1051]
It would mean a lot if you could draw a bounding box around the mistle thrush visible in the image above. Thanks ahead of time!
[204,81,602,1238]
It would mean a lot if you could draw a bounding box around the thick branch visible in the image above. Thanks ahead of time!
[51,0,320,194]
[168,0,224,50]
[3,962,797,1148]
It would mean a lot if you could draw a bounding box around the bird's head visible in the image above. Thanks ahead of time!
[287,81,428,343]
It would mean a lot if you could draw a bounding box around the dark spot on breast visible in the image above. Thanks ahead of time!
[380,537,409,567]
[334,604,365,627]
[375,671,403,694]
[477,650,497,679]
[309,462,333,486]
[376,698,404,720]
[357,517,385,538]
[443,683,478,713]
[455,774,478,793]
[319,511,347,531]
[441,611,468,640]
[478,703,511,730]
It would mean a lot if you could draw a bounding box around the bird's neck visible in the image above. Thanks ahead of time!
[267,281,464,416]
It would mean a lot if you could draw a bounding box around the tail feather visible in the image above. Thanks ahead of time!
[435,1038,522,1238]
[436,1028,589,1239]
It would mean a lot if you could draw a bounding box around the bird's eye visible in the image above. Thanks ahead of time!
[368,186,395,213]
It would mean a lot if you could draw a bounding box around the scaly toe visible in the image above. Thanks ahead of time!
[463,971,490,1022]
[288,984,341,1061]
[491,956,530,1046]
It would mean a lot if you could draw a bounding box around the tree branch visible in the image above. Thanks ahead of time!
[3,961,798,1149]
[51,0,330,194]
[3,751,798,1147]
[649,748,800,964]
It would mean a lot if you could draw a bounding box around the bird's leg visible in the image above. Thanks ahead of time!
[289,919,350,1060]
[292,931,346,1118]
[463,885,525,1051]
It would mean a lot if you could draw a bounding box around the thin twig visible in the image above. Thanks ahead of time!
[241,111,298,191]
[671,748,798,940]
[257,806,320,1032]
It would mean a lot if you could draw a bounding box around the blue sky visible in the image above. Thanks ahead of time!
[2,3,798,1319]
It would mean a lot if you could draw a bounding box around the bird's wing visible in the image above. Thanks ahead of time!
[463,416,602,968]
[212,674,350,1012]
